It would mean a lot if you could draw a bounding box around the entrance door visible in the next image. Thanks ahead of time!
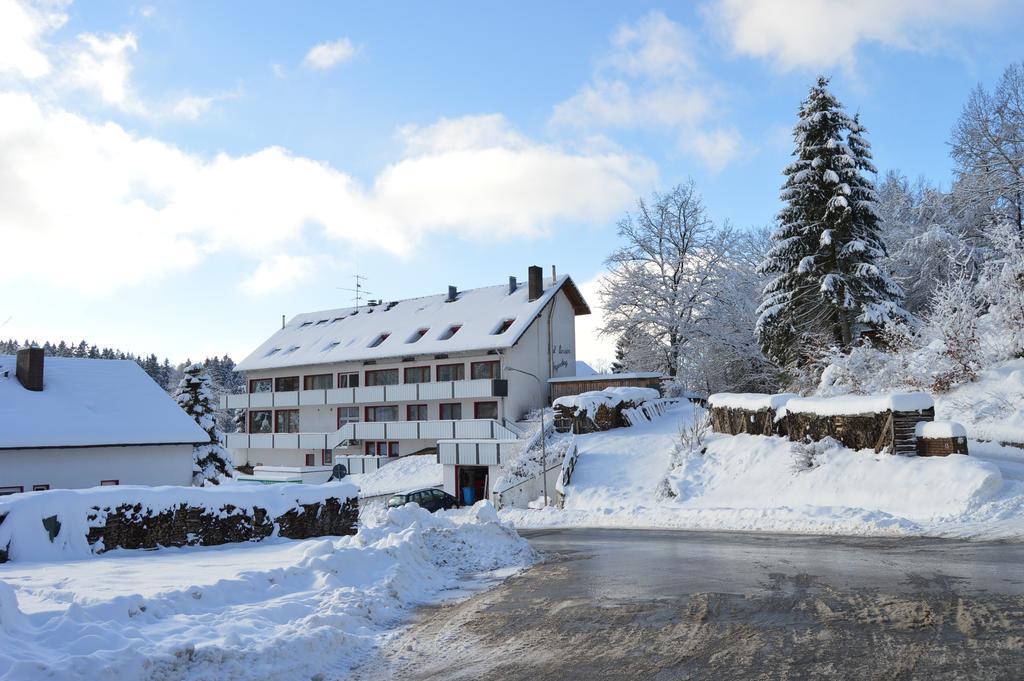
[456,465,489,506]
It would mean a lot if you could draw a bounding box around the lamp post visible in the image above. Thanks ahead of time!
[505,366,549,507]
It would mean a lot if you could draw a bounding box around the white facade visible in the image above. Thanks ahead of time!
[224,268,589,500]
[0,445,194,493]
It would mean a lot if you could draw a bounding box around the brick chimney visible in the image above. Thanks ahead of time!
[446,285,458,302]
[16,347,44,391]
[527,265,543,301]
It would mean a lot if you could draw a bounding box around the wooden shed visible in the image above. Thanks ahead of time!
[548,372,664,404]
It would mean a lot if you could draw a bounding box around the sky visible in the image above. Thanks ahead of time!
[1,0,1022,369]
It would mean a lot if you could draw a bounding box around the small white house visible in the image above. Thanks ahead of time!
[223,265,590,503]
[0,349,208,494]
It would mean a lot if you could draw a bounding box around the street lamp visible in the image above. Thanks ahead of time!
[504,366,549,507]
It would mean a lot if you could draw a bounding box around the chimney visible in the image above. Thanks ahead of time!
[446,285,458,303]
[508,276,517,295]
[551,265,557,282]
[281,314,285,329]
[527,265,543,301]
[16,347,44,391]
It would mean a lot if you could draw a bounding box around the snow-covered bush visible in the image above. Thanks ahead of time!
[791,436,841,472]
[173,363,233,485]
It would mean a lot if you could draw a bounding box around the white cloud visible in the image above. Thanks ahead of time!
[552,11,742,171]
[0,93,656,295]
[240,254,315,296]
[0,0,66,78]
[170,88,240,121]
[303,38,358,70]
[62,31,144,112]
[705,0,1014,71]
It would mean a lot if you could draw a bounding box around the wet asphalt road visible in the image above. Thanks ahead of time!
[352,528,1024,681]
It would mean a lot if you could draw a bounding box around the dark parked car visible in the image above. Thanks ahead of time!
[387,488,459,512]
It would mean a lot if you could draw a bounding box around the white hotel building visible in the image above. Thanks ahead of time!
[222,266,589,499]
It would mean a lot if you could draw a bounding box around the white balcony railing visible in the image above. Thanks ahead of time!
[436,439,519,466]
[223,419,519,451]
[221,378,500,410]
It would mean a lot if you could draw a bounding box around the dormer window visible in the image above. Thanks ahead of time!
[323,341,340,352]
[299,321,313,328]
[264,347,281,357]
[493,318,515,334]
[368,332,390,348]
[315,319,328,326]
[438,324,462,340]
[282,345,300,354]
[407,328,429,343]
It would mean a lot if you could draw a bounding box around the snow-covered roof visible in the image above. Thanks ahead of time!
[0,356,209,450]
[915,420,967,439]
[548,371,663,383]
[236,274,590,372]
[708,393,799,411]
[783,392,934,416]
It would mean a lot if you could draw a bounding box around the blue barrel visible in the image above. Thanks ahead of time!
[462,487,476,505]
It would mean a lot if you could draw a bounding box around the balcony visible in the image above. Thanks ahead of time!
[436,439,521,466]
[220,378,504,410]
[223,418,519,451]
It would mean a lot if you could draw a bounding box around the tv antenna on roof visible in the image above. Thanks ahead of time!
[337,273,371,307]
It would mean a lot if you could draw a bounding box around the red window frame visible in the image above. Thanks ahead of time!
[249,378,272,393]
[303,374,333,390]
[436,363,465,382]
[249,409,272,433]
[439,402,462,420]
[337,372,360,388]
[321,449,332,465]
[32,484,50,491]
[470,361,500,380]
[406,404,428,421]
[364,441,400,457]
[100,480,119,486]
[274,409,300,433]
[304,453,315,466]
[474,401,498,419]
[365,369,399,386]
[337,406,360,428]
[274,376,299,392]
[403,366,431,384]
[365,405,399,422]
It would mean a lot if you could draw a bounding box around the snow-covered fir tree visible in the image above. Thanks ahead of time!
[756,76,909,367]
[173,363,233,485]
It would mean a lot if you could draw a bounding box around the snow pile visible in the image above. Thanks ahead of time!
[0,501,534,680]
[783,392,933,416]
[0,482,357,562]
[915,421,967,439]
[346,455,443,498]
[708,392,798,411]
[936,359,1024,445]
[502,403,1024,539]
[553,386,659,415]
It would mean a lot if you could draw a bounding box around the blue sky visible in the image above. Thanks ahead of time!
[2,0,1022,367]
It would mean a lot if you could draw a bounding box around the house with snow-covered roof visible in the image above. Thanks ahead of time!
[222,265,589,501]
[0,349,209,494]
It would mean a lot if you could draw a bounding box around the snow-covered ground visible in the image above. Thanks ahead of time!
[502,403,1024,540]
[936,358,1024,445]
[0,502,535,680]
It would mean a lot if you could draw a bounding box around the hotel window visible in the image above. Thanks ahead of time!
[250,410,272,433]
[438,324,462,340]
[32,484,50,491]
[337,372,360,388]
[436,363,465,382]
[275,376,299,392]
[365,369,399,386]
[249,378,272,393]
[275,409,300,433]
[493,318,515,334]
[439,403,462,420]
[305,453,315,466]
[365,405,399,422]
[321,450,332,465]
[407,328,429,343]
[474,401,498,420]
[100,480,119,486]
[407,404,428,421]
[404,366,431,384]
[0,486,23,496]
[303,374,333,390]
[470,361,500,380]
[365,441,399,457]
[337,406,360,428]
[368,332,391,348]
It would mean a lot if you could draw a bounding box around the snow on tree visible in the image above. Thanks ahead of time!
[757,76,909,367]
[173,363,233,485]
[976,222,1024,360]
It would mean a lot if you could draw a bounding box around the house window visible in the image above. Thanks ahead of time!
[365,441,399,457]
[366,405,399,422]
[275,376,299,392]
[438,324,462,340]
[493,318,515,334]
[249,378,272,393]
[305,453,315,466]
[250,410,272,433]
[471,361,500,380]
[407,404,428,421]
[322,449,333,465]
[303,374,333,390]
[100,480,119,486]
[436,363,465,382]
[368,332,391,348]
[439,403,462,420]
[275,409,300,433]
[337,406,360,428]
[0,486,23,496]
[365,369,399,386]
[32,484,49,491]
[337,372,360,388]
[475,401,498,420]
[404,366,431,384]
